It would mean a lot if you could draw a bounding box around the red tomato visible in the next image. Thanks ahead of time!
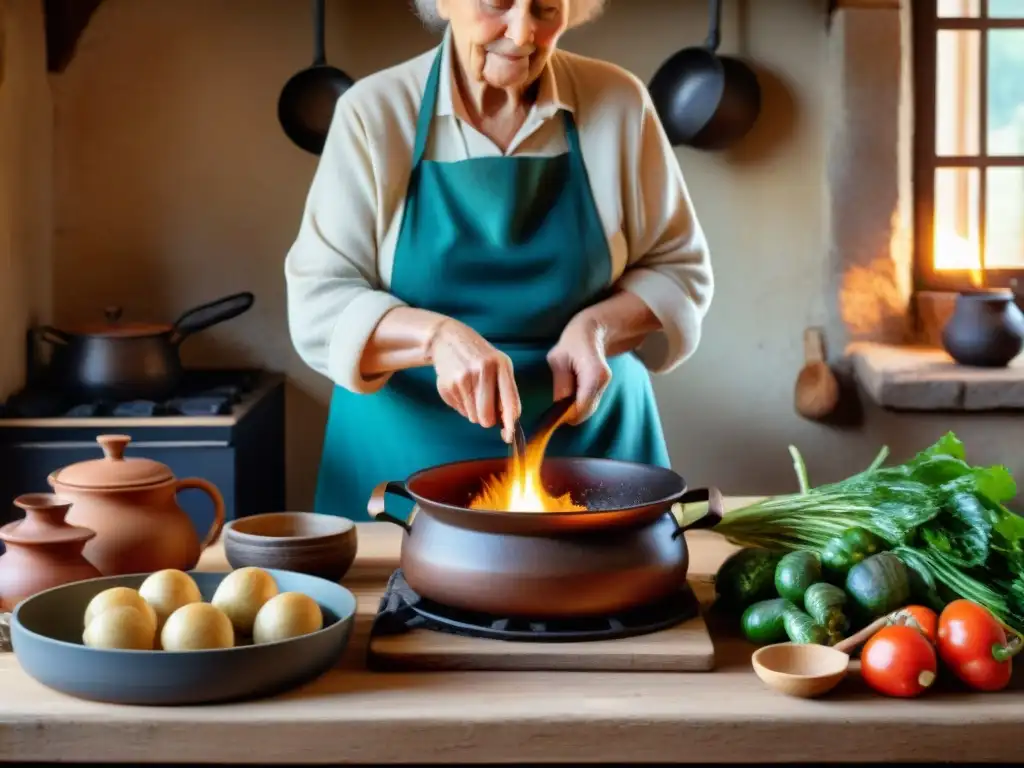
[891,605,938,645]
[937,599,1021,692]
[860,625,938,698]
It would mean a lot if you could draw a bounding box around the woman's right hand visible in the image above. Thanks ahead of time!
[428,318,521,443]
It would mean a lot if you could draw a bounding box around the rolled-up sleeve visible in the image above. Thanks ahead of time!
[616,94,714,374]
[284,96,406,394]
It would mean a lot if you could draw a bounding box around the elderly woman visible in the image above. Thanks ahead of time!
[285,0,713,521]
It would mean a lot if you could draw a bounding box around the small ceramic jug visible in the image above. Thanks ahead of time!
[51,435,226,576]
[0,494,101,611]
[942,290,1024,367]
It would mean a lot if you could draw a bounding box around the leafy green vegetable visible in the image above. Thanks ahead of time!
[713,432,1024,634]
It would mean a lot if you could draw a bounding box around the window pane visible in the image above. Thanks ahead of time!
[985,167,1024,268]
[988,29,1024,156]
[989,0,1024,17]
[939,0,979,16]
[934,167,982,272]
[936,30,980,156]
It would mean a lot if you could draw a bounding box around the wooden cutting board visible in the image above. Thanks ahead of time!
[367,613,715,672]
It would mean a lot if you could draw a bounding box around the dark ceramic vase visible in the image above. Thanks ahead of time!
[942,290,1024,367]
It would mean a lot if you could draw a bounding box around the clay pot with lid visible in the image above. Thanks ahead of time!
[0,494,102,611]
[50,435,226,576]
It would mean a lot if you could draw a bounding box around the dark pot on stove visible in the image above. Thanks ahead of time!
[368,457,724,618]
[942,289,1024,368]
[34,292,254,402]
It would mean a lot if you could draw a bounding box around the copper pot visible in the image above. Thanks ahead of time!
[368,457,724,618]
[48,435,226,576]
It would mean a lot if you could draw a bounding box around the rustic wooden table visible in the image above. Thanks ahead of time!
[0,497,1021,764]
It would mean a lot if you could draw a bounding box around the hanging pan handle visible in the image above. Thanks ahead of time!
[704,0,723,52]
[312,0,327,66]
[368,481,414,532]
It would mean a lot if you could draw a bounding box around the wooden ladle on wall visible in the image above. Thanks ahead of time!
[795,327,840,420]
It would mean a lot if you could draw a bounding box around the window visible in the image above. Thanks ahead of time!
[913,0,1024,291]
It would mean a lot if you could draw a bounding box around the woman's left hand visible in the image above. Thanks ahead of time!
[546,312,612,425]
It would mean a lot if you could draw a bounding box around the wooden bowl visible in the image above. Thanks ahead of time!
[223,512,358,582]
[11,569,356,705]
[751,642,850,698]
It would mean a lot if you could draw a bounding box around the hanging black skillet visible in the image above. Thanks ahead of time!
[647,0,762,151]
[278,0,355,155]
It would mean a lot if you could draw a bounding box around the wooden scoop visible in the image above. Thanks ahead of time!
[751,616,889,698]
[795,327,840,420]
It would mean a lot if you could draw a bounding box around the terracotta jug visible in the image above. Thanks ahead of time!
[0,493,102,611]
[50,434,226,576]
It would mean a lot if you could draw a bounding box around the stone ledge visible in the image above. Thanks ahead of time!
[848,341,1024,411]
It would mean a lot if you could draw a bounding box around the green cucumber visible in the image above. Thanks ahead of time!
[803,582,849,634]
[845,552,911,619]
[714,547,781,610]
[782,607,830,645]
[740,598,795,645]
[774,550,822,603]
[820,527,887,580]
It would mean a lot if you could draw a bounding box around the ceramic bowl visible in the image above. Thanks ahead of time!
[223,512,358,582]
[11,569,356,705]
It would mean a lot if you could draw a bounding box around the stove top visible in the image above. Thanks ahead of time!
[0,369,265,420]
[371,570,701,643]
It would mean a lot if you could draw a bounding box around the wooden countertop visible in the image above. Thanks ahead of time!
[1,497,1022,764]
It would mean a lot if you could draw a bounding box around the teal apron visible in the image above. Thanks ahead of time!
[314,48,670,521]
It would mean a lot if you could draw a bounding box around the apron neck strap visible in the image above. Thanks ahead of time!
[412,46,580,168]
[412,49,444,168]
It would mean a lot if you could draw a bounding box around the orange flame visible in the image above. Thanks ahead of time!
[934,230,985,287]
[469,409,585,513]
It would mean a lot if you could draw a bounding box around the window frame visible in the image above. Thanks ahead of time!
[912,0,1024,292]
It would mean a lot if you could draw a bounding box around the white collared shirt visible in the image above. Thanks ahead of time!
[285,30,713,394]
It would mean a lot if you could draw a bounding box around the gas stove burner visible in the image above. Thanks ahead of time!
[0,369,263,419]
[371,570,700,642]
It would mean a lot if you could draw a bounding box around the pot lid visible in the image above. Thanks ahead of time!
[62,306,173,338]
[49,435,174,489]
[0,493,95,545]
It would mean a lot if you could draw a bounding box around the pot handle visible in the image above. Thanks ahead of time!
[175,477,227,550]
[368,481,413,533]
[35,325,71,346]
[169,292,255,345]
[669,487,724,540]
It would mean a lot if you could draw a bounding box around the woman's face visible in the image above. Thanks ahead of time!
[438,0,569,91]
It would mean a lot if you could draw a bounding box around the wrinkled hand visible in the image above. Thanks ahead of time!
[429,318,521,442]
[546,313,612,425]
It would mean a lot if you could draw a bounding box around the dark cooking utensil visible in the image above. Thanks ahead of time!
[511,420,527,463]
[648,0,762,150]
[36,292,255,402]
[942,289,1024,368]
[278,0,354,156]
[368,456,724,617]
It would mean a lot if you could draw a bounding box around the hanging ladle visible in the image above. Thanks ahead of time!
[278,0,355,155]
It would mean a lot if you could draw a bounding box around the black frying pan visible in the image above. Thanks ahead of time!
[278,0,354,155]
[648,0,761,151]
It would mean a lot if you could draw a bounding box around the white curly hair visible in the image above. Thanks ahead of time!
[411,0,606,32]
